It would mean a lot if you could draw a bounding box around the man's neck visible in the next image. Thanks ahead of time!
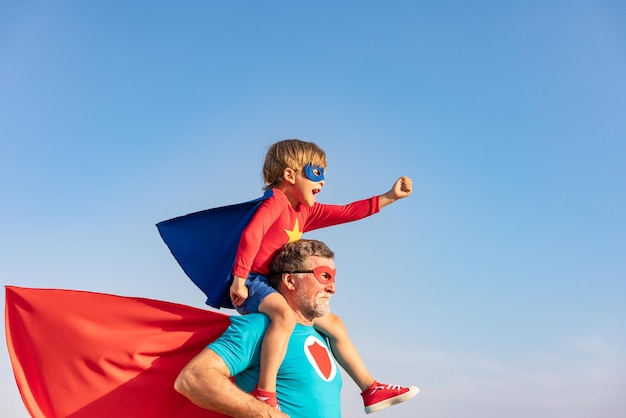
[293,310,315,327]
[283,296,315,326]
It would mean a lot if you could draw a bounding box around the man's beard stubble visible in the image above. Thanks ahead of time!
[296,288,331,321]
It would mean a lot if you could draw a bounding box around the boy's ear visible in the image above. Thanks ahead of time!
[282,167,297,185]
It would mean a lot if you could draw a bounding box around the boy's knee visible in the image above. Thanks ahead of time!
[327,312,346,330]
[273,306,297,330]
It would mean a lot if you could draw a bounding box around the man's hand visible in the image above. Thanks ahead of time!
[175,348,289,417]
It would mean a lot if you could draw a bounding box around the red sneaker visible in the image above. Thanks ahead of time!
[251,387,280,410]
[361,381,419,414]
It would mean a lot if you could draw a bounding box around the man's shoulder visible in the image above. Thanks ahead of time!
[230,313,270,329]
[210,314,269,353]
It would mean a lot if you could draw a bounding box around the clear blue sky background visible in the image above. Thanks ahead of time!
[2,1,625,417]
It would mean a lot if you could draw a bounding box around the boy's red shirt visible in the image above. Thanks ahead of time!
[233,188,380,278]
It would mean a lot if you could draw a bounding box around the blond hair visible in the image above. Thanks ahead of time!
[262,139,327,190]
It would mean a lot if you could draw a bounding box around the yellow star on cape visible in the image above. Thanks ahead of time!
[284,219,303,242]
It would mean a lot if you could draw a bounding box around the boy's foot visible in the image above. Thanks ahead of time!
[251,387,280,410]
[361,381,419,414]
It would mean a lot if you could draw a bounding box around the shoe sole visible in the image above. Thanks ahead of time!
[364,386,420,414]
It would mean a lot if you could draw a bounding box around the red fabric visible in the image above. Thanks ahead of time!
[5,286,232,418]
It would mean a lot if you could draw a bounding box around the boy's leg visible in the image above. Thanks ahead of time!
[313,312,374,390]
[314,312,419,414]
[257,292,296,393]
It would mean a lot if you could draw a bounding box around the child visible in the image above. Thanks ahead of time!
[229,139,418,413]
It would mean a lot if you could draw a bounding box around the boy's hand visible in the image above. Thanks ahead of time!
[392,176,412,199]
[230,276,248,307]
[379,176,412,208]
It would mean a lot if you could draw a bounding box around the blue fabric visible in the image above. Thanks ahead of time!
[156,190,273,309]
[234,274,278,315]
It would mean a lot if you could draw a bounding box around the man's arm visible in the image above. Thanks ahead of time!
[174,348,288,418]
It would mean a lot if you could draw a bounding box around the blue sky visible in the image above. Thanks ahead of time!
[2,1,625,417]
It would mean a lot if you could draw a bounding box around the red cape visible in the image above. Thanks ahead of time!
[5,286,232,418]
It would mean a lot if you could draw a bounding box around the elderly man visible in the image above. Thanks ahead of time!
[175,239,342,417]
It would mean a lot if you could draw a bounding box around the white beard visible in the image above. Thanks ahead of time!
[296,288,331,320]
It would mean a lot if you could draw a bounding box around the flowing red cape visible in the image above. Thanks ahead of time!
[5,286,232,418]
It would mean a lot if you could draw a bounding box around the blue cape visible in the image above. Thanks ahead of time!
[157,190,273,309]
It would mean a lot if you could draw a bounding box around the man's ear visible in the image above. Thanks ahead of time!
[282,273,297,290]
[282,167,297,185]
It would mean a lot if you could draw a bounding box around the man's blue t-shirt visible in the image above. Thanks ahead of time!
[209,314,342,418]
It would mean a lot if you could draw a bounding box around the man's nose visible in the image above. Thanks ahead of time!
[325,281,335,294]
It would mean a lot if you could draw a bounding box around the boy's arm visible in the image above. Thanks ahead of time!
[378,176,412,209]
[232,198,280,278]
[230,197,279,306]
[304,176,412,231]
[175,348,287,418]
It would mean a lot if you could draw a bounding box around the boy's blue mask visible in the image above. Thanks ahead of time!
[304,163,325,182]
